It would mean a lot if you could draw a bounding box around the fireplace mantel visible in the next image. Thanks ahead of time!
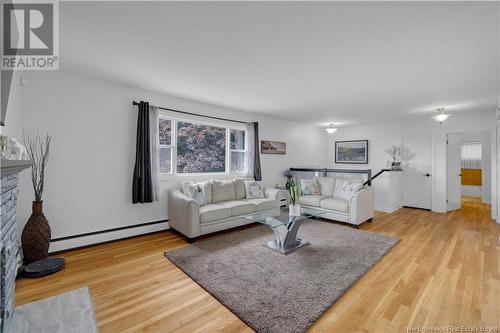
[1,160,33,177]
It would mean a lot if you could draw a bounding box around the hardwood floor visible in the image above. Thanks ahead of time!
[16,199,500,333]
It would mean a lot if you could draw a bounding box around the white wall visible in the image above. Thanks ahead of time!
[16,70,328,250]
[1,71,23,139]
[327,111,496,213]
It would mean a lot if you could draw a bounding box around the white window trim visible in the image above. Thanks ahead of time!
[158,111,248,179]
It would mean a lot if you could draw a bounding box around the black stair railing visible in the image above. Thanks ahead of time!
[289,168,372,186]
[362,168,403,185]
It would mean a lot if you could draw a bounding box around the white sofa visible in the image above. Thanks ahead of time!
[298,177,375,228]
[168,179,280,242]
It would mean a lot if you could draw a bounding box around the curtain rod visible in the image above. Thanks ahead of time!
[132,101,249,125]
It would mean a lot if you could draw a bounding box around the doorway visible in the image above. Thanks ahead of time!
[446,131,491,211]
[402,134,433,210]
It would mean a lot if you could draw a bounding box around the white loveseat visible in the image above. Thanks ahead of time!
[168,179,280,242]
[298,176,374,228]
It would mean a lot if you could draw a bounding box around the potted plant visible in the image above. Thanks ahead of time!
[289,179,301,216]
[385,145,402,170]
[21,134,52,264]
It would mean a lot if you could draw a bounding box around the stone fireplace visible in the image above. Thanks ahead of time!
[1,160,32,333]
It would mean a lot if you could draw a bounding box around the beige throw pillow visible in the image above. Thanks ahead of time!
[315,177,336,196]
[211,180,236,203]
[233,178,253,200]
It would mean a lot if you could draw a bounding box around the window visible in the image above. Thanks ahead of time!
[158,118,172,174]
[230,129,245,172]
[461,143,482,169]
[158,115,247,175]
[177,122,226,174]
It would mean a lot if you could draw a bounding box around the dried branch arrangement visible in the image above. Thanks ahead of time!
[24,133,51,201]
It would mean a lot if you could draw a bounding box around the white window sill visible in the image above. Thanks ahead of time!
[159,172,247,181]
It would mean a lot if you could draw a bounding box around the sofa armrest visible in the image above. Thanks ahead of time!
[349,186,374,225]
[168,189,201,238]
[264,188,281,201]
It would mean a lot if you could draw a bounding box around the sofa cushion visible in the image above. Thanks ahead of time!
[320,197,350,213]
[245,198,278,212]
[218,200,256,216]
[199,204,231,223]
[334,177,363,200]
[233,178,253,200]
[299,195,330,207]
[183,180,212,204]
[315,177,336,196]
[211,180,236,203]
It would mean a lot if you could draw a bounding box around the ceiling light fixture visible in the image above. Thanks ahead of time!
[325,124,338,134]
[432,107,450,124]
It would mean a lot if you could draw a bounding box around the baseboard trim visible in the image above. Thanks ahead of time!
[402,206,432,211]
[374,205,403,214]
[49,219,169,253]
[49,229,169,255]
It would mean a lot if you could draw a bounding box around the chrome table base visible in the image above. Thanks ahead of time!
[263,219,308,254]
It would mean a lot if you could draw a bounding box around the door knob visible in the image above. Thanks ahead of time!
[423,173,431,177]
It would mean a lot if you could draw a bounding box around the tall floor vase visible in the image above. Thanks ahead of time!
[21,201,51,264]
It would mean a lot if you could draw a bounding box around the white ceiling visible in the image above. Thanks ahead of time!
[60,1,500,128]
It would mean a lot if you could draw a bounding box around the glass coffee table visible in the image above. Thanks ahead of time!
[244,207,327,254]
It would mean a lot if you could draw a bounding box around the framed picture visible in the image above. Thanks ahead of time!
[335,140,368,164]
[261,140,286,155]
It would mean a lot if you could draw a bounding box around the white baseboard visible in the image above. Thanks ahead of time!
[374,204,402,214]
[49,221,169,253]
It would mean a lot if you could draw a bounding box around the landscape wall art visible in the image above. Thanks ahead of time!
[335,140,368,164]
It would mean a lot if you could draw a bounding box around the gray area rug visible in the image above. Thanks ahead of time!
[165,219,399,333]
[11,287,99,333]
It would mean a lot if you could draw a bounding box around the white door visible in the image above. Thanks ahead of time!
[402,134,432,209]
[446,134,462,211]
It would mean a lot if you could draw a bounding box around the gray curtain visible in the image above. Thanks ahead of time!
[245,122,262,181]
[252,122,262,181]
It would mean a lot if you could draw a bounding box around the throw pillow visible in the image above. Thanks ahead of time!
[183,180,212,203]
[185,183,207,206]
[299,179,320,196]
[315,177,335,196]
[233,178,253,200]
[333,177,363,200]
[244,181,265,199]
[211,180,236,203]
